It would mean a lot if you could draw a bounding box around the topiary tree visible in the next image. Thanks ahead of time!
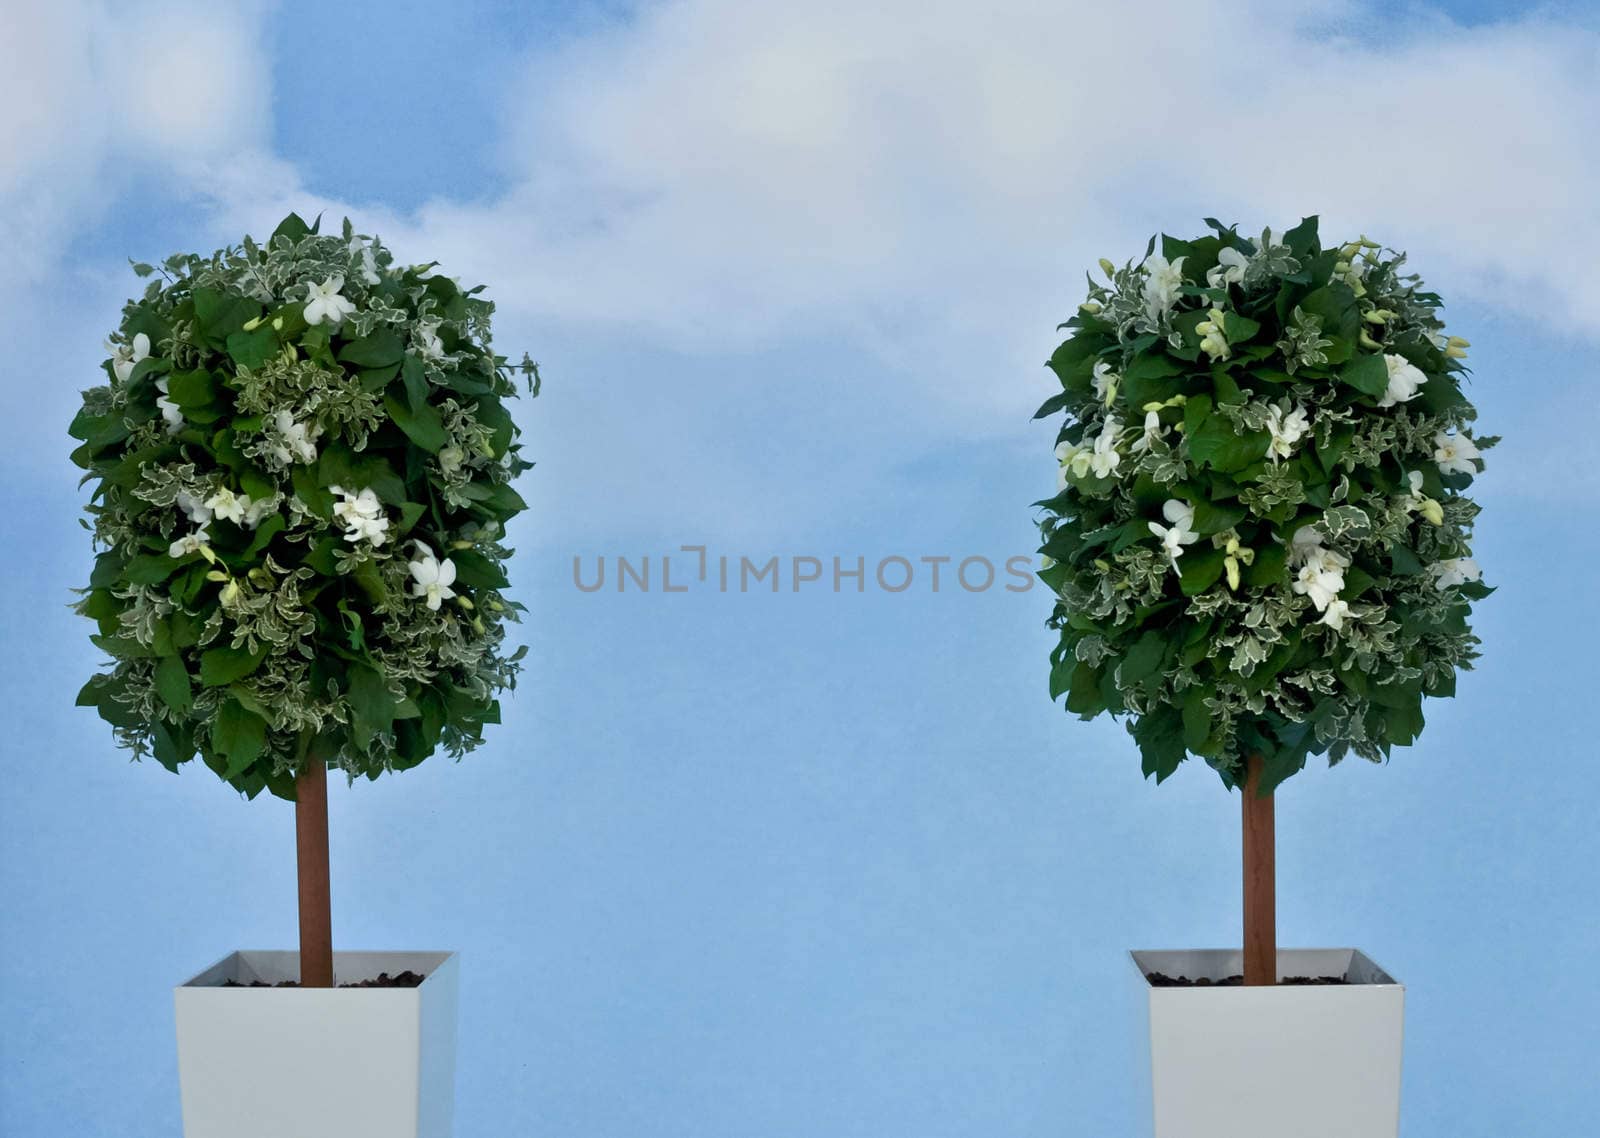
[1035,218,1492,984]
[71,214,538,986]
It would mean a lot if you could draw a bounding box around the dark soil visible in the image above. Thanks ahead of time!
[1146,971,1349,987]
[222,969,427,989]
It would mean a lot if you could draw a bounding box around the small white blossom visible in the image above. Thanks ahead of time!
[1147,498,1199,570]
[303,276,357,327]
[1089,417,1122,478]
[269,409,322,465]
[350,238,381,285]
[242,497,276,530]
[1091,360,1119,405]
[1292,562,1344,612]
[1401,471,1445,526]
[414,319,445,360]
[1195,307,1231,361]
[175,490,213,525]
[1055,439,1091,488]
[168,528,210,560]
[407,542,458,611]
[1264,401,1310,463]
[437,444,465,476]
[330,485,390,545]
[108,332,150,383]
[1433,431,1481,477]
[154,377,184,435]
[1377,353,1428,408]
[1318,597,1351,631]
[1141,254,1187,323]
[203,487,253,526]
[1431,557,1482,590]
[1206,246,1249,289]
[1131,409,1167,455]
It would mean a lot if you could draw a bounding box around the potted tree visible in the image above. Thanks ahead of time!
[70,214,538,1138]
[1035,218,1492,1138]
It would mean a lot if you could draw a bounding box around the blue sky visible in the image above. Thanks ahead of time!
[2,2,1598,1136]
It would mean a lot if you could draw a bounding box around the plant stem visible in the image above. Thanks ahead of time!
[1242,753,1276,987]
[295,761,333,988]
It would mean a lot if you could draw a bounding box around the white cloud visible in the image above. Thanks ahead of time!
[195,0,1587,432]
[0,0,272,292]
[8,0,1598,540]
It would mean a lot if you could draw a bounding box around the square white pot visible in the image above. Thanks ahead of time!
[1130,948,1403,1138]
[175,950,459,1138]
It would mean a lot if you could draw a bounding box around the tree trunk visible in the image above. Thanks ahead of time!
[1241,753,1276,987]
[295,762,334,988]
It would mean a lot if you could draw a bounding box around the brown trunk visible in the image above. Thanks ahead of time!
[295,762,334,988]
[1241,753,1276,987]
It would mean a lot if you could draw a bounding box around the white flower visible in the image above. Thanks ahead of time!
[303,276,357,327]
[109,332,150,383]
[1258,228,1281,250]
[168,528,210,559]
[1377,353,1428,408]
[1055,439,1091,488]
[203,487,253,526]
[175,490,213,525]
[1089,417,1122,478]
[1147,498,1199,569]
[437,444,465,476]
[1195,307,1231,361]
[1318,598,1351,631]
[406,542,458,611]
[269,409,321,465]
[1292,561,1344,612]
[1091,360,1119,405]
[350,238,381,286]
[1205,246,1249,289]
[1264,401,1310,463]
[1287,532,1350,613]
[414,319,445,361]
[330,485,390,546]
[1131,409,1167,454]
[154,377,184,435]
[1433,431,1481,476]
[1431,557,1481,590]
[1286,525,1326,566]
[1401,471,1445,526]
[1141,254,1187,323]
[242,497,276,530]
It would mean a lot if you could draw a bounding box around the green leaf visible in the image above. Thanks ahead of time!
[339,329,405,369]
[347,664,397,740]
[1064,661,1104,716]
[199,643,267,687]
[214,698,267,778]
[191,287,261,347]
[401,356,429,413]
[154,655,193,714]
[271,213,314,243]
[166,369,218,409]
[384,393,449,452]
[1119,630,1168,686]
[124,553,183,584]
[1133,705,1186,783]
[226,325,278,371]
[1188,415,1266,473]
[1190,499,1245,536]
[447,549,509,589]
[1179,546,1227,595]
[1181,686,1212,752]
[1340,352,1389,398]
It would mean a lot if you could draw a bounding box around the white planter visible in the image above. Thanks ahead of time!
[175,950,459,1138]
[1130,948,1403,1138]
